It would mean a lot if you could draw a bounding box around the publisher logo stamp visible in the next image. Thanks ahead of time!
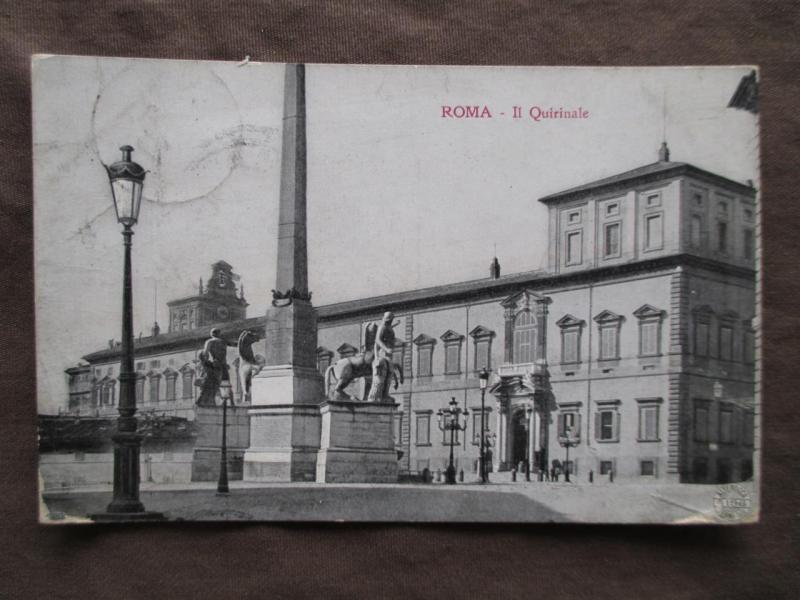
[713,484,754,521]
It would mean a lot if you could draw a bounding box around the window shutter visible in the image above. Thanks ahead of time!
[594,412,601,440]
[613,411,621,441]
[574,413,582,439]
[557,413,565,437]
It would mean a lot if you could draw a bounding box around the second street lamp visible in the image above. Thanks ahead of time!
[478,367,490,484]
[217,379,233,494]
[437,397,469,485]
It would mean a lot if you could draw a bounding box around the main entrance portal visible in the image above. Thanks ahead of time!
[511,410,528,468]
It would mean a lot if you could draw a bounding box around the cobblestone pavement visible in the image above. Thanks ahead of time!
[41,480,755,524]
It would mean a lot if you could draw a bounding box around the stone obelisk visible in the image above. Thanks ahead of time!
[243,64,324,482]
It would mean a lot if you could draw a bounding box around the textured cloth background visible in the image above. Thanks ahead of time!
[1,2,798,599]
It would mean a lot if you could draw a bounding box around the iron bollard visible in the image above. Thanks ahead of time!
[589,469,594,483]
[609,469,614,483]
[436,469,442,483]
[511,468,517,482]
[458,469,464,482]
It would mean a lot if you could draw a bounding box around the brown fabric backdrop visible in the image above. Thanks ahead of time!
[1,2,798,599]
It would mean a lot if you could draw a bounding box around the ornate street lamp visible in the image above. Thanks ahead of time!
[94,146,162,521]
[437,397,469,485]
[478,367,490,484]
[525,403,534,482]
[217,379,233,494]
[557,425,580,483]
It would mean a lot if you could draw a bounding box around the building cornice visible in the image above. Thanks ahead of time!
[538,162,756,205]
[81,255,754,364]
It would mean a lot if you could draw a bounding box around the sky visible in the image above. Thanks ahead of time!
[33,57,759,413]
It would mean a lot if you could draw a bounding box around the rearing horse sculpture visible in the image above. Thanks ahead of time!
[237,329,264,403]
[324,323,404,402]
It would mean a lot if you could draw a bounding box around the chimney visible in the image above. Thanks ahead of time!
[658,141,670,162]
[199,278,204,294]
[490,256,501,279]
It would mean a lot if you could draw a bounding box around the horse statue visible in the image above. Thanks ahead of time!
[236,329,264,403]
[324,323,404,402]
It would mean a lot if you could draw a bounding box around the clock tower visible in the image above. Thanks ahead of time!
[166,261,248,333]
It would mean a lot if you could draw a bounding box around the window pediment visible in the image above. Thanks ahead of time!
[556,314,586,329]
[413,333,437,347]
[440,329,465,343]
[146,369,162,378]
[633,304,665,320]
[162,367,178,377]
[179,363,194,374]
[316,346,333,358]
[469,325,496,339]
[500,289,552,310]
[718,309,739,322]
[593,310,624,324]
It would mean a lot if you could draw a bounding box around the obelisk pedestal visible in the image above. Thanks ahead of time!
[243,63,326,482]
[316,401,399,483]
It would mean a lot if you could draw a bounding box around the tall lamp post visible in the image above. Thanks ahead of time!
[478,367,490,484]
[557,426,580,483]
[437,397,469,484]
[94,146,162,521]
[217,379,233,494]
[525,403,533,482]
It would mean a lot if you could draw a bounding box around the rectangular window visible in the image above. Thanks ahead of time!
[599,460,613,475]
[695,321,709,357]
[605,202,619,216]
[646,193,661,208]
[149,377,160,403]
[692,458,708,482]
[719,326,733,361]
[638,404,659,441]
[743,329,755,364]
[743,228,754,260]
[166,377,176,401]
[136,377,145,403]
[694,404,709,442]
[444,344,460,374]
[640,460,656,477]
[442,422,460,445]
[417,346,432,377]
[558,411,580,438]
[562,329,579,363]
[474,340,490,371]
[599,326,618,360]
[182,373,193,399]
[690,215,703,248]
[604,222,621,258]
[718,221,728,253]
[415,414,431,446]
[471,411,490,444]
[639,320,659,356]
[595,409,619,442]
[566,231,582,265]
[719,407,734,444]
[645,214,663,250]
[567,210,581,224]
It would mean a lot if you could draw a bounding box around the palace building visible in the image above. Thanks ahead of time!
[65,145,757,484]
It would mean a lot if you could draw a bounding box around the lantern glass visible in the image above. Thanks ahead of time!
[110,177,143,226]
[479,368,489,390]
[219,380,233,401]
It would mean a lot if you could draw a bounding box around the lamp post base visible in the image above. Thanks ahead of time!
[445,465,457,484]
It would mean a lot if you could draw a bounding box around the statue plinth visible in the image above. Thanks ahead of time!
[191,405,250,482]
[315,400,399,483]
[243,301,325,482]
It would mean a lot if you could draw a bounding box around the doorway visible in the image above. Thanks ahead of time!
[511,410,528,468]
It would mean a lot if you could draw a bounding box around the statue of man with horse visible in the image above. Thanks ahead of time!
[325,311,404,402]
[195,328,264,406]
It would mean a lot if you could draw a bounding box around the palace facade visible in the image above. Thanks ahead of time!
[66,146,757,484]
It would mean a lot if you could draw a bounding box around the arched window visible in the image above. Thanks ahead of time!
[513,310,536,364]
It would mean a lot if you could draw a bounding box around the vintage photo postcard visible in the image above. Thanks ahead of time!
[34,56,760,523]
